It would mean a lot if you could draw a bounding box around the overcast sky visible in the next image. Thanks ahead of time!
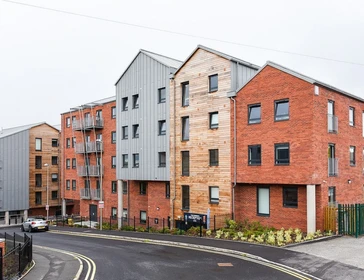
[1,0,364,129]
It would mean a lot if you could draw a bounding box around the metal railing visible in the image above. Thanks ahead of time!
[72,116,104,131]
[90,189,101,200]
[80,188,91,199]
[77,165,104,177]
[328,158,339,176]
[338,204,364,238]
[328,114,338,133]
[75,141,103,154]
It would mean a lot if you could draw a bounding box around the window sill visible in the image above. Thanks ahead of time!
[248,121,261,125]
[181,208,190,211]
[209,89,218,93]
[248,163,261,166]
[257,213,270,217]
[283,205,298,208]
[209,201,219,205]
[274,118,290,122]
[275,163,290,166]
[209,127,218,130]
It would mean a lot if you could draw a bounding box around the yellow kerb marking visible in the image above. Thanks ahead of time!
[217,263,233,267]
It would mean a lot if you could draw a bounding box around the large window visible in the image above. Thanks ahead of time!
[182,82,189,107]
[111,181,117,193]
[209,74,218,92]
[132,94,139,109]
[209,112,218,129]
[140,182,147,195]
[257,187,269,215]
[51,174,58,182]
[248,104,261,124]
[283,187,298,207]
[133,153,139,168]
[181,151,190,176]
[122,154,128,168]
[248,145,261,165]
[111,106,116,119]
[35,138,42,151]
[350,146,356,166]
[122,126,128,139]
[209,186,219,204]
[275,99,289,121]
[159,152,166,167]
[209,149,219,166]
[275,143,289,165]
[349,107,355,126]
[140,211,147,224]
[158,87,166,103]
[52,191,58,200]
[159,120,166,135]
[35,192,42,205]
[182,116,189,141]
[122,181,127,194]
[35,174,42,187]
[133,124,139,138]
[35,156,42,169]
[122,97,128,111]
[182,185,190,210]
[52,156,58,165]
[111,131,116,144]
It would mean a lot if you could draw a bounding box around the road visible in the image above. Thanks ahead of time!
[1,226,314,280]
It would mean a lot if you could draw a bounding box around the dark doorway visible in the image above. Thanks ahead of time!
[90,204,98,222]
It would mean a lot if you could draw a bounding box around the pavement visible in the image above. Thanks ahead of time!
[2,224,363,280]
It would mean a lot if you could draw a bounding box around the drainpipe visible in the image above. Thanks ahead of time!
[230,96,237,220]
[171,77,177,229]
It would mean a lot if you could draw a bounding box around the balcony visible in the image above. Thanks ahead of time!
[77,165,104,177]
[328,114,338,133]
[80,188,91,199]
[328,158,339,176]
[72,116,104,131]
[75,141,103,154]
[91,189,101,200]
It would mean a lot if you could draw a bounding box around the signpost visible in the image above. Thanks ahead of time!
[99,201,104,209]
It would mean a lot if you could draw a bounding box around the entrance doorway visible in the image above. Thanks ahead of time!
[89,204,98,222]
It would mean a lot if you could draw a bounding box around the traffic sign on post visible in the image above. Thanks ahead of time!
[99,201,104,209]
[46,205,49,211]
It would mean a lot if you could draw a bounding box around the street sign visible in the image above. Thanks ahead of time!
[99,201,104,209]
[46,205,49,211]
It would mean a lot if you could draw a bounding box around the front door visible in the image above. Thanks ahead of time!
[90,204,98,222]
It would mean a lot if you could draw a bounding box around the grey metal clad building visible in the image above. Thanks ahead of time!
[115,49,182,181]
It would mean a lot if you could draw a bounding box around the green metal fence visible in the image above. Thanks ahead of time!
[338,204,364,238]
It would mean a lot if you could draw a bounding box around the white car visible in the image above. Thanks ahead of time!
[21,218,49,232]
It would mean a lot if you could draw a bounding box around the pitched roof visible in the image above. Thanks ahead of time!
[173,45,260,76]
[65,95,116,113]
[115,49,183,85]
[0,122,59,139]
[235,61,364,102]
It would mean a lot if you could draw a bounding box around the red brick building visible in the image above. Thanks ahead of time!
[232,62,364,232]
[60,96,117,222]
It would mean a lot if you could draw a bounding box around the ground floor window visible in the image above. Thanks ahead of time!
[257,187,269,215]
[182,185,190,210]
[111,207,117,219]
[140,211,147,224]
[328,186,336,206]
[283,187,298,207]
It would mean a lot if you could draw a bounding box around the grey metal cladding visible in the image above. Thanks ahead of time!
[230,61,259,92]
[116,52,176,181]
[0,130,30,211]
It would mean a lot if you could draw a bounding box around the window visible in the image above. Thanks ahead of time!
[66,180,70,190]
[35,138,42,151]
[51,173,58,182]
[248,145,261,165]
[66,117,71,127]
[350,146,356,166]
[209,149,219,166]
[66,159,70,169]
[140,211,147,224]
[112,207,117,219]
[111,181,117,193]
[182,82,189,107]
[349,107,355,126]
[112,156,116,168]
[158,120,166,135]
[181,151,190,176]
[283,187,298,207]
[51,191,58,200]
[275,99,289,121]
[122,97,128,111]
[72,180,76,190]
[122,181,127,194]
[257,187,269,215]
[66,138,70,148]
[159,152,166,167]
[35,174,42,187]
[72,158,76,169]
[182,116,189,141]
[209,112,218,129]
[111,131,116,144]
[132,94,139,109]
[209,74,218,92]
[35,156,42,169]
[328,186,336,206]
[122,126,128,139]
[35,192,42,205]
[72,137,76,148]
[52,139,58,147]
[96,110,102,120]
[209,186,219,204]
[182,185,190,210]
[328,100,337,133]
[275,143,289,165]
[133,124,139,138]
[122,154,128,168]
[328,143,337,176]
[158,87,166,103]
[133,153,139,168]
[52,156,58,165]
[71,116,76,127]
[165,182,170,198]
[123,208,128,221]
[248,104,261,124]
[84,112,90,120]
[140,182,147,195]
[85,179,90,189]
[111,106,116,119]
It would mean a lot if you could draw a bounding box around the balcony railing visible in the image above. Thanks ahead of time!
[72,116,104,131]
[91,189,101,200]
[75,141,103,154]
[80,188,91,199]
[77,165,104,177]
[328,114,338,133]
[328,158,339,176]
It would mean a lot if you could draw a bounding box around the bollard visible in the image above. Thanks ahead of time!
[199,219,202,237]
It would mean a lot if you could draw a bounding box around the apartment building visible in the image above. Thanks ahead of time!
[61,96,117,221]
[0,123,60,225]
[115,49,182,227]
[170,45,259,227]
[233,61,364,232]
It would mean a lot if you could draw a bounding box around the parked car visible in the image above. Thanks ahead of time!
[21,217,49,232]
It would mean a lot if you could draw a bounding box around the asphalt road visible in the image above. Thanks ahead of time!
[2,227,305,280]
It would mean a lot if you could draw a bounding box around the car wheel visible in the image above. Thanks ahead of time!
[21,226,25,232]
[28,226,32,233]
[45,227,49,231]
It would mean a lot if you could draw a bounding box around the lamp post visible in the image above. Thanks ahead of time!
[44,163,49,221]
